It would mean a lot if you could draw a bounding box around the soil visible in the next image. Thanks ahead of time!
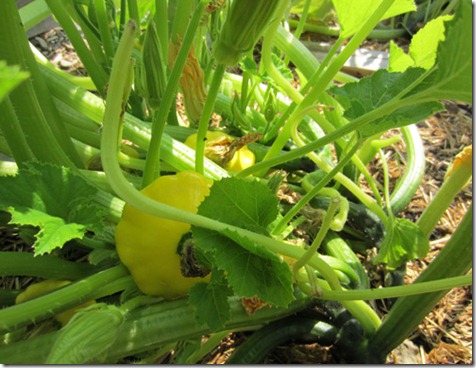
[2,20,473,364]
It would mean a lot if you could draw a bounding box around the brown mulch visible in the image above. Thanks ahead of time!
[2,24,473,364]
[31,28,87,76]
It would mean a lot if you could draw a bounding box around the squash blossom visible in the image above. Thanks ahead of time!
[213,0,284,66]
[185,131,257,172]
[444,145,472,184]
[168,40,206,124]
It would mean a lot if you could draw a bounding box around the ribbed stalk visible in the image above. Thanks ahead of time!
[39,64,228,180]
[0,265,129,333]
[194,63,225,174]
[0,297,312,364]
[0,0,84,168]
[0,97,34,164]
[93,0,116,63]
[0,251,98,280]
[142,1,206,186]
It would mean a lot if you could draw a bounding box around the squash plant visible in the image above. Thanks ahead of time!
[0,0,472,364]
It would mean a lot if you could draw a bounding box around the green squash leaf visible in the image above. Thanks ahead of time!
[389,15,452,72]
[191,177,294,329]
[332,0,415,38]
[188,271,233,331]
[373,217,429,268]
[388,41,414,72]
[330,68,444,138]
[409,0,472,103]
[0,61,29,103]
[330,1,469,139]
[46,305,124,364]
[0,162,106,255]
[194,228,293,306]
[290,0,333,18]
[196,177,279,235]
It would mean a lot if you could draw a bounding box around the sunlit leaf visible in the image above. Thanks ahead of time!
[0,61,29,103]
[190,177,294,329]
[410,0,472,103]
[389,15,452,72]
[332,0,415,38]
[188,271,233,331]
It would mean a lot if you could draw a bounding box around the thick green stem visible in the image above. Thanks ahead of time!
[0,98,34,164]
[93,0,115,63]
[0,0,84,168]
[142,1,206,186]
[18,0,51,31]
[154,0,169,62]
[31,45,96,90]
[170,0,194,43]
[127,0,140,29]
[0,296,312,364]
[319,275,471,302]
[0,251,98,280]
[306,38,344,92]
[195,63,226,174]
[68,0,109,70]
[261,1,303,106]
[284,0,312,66]
[0,265,130,333]
[275,26,358,85]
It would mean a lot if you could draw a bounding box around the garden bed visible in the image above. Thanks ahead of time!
[1,1,472,364]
